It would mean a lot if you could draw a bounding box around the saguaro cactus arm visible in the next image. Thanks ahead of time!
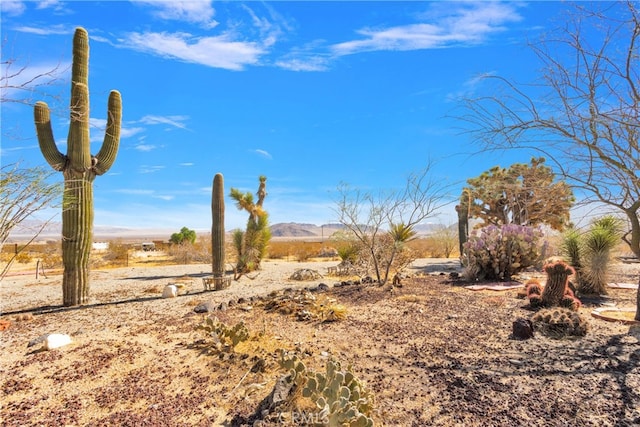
[93,90,122,175]
[34,102,66,171]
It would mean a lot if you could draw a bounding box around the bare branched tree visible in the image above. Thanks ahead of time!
[457,2,640,259]
[1,37,66,107]
[0,163,61,279]
[335,163,448,285]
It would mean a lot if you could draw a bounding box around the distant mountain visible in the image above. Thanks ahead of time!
[267,222,456,238]
[269,222,346,238]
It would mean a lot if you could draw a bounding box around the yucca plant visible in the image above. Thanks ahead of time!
[580,216,622,295]
[562,215,622,296]
[380,222,417,284]
[561,228,582,270]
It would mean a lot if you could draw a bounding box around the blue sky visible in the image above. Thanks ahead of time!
[2,1,575,232]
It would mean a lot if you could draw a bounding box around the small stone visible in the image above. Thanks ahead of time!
[512,317,534,340]
[43,333,72,350]
[218,302,228,311]
[194,301,216,313]
[162,285,178,298]
[317,283,330,292]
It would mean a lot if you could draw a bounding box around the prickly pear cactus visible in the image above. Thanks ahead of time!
[33,27,121,306]
[303,359,374,427]
[211,173,225,286]
[197,317,249,352]
[278,351,374,426]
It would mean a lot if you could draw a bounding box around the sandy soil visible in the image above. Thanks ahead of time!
[1,259,639,426]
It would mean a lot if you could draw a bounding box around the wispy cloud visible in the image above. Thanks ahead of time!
[133,0,218,29]
[153,195,175,201]
[120,126,145,139]
[275,43,331,71]
[445,72,496,102]
[122,31,265,71]
[139,165,165,174]
[254,149,273,159]
[180,163,194,167]
[13,24,72,36]
[139,114,189,130]
[134,144,158,152]
[332,2,522,56]
[120,3,288,71]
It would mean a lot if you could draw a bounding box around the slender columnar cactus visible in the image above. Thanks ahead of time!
[33,27,121,306]
[211,173,225,286]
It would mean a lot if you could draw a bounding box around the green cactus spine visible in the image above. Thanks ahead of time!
[211,173,225,286]
[33,27,121,306]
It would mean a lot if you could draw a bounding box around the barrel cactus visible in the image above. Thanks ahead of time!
[211,173,225,287]
[33,27,121,306]
[541,261,576,308]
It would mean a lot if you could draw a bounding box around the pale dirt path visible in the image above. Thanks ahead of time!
[0,258,461,315]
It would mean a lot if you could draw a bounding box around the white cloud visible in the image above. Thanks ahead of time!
[332,2,522,56]
[0,1,25,16]
[180,163,194,167]
[139,114,189,130]
[153,195,175,201]
[122,31,264,71]
[120,126,145,139]
[13,25,71,36]
[254,149,273,159]
[134,144,157,152]
[134,0,218,29]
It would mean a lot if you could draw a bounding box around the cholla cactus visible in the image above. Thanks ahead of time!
[462,224,546,281]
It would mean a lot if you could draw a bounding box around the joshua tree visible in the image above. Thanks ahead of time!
[33,27,121,306]
[211,173,226,287]
[229,176,270,276]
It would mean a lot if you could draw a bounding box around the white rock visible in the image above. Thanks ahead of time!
[44,333,72,350]
[162,284,178,298]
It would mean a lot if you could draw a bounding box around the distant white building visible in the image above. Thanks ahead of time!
[92,242,108,251]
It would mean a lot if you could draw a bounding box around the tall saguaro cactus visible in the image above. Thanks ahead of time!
[211,173,226,286]
[33,27,122,306]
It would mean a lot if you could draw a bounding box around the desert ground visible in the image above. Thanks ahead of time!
[1,257,639,426]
